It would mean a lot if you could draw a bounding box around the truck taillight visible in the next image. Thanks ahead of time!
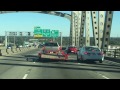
[58,46,62,50]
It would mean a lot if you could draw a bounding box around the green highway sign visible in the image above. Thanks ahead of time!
[51,30,59,37]
[43,29,51,37]
[34,26,59,38]
[34,27,42,34]
[34,27,43,38]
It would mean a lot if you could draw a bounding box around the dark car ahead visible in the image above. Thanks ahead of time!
[65,46,78,54]
[7,44,13,49]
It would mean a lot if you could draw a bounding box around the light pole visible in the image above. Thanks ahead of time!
[60,32,62,47]
[5,31,7,48]
[14,35,15,46]
[13,32,17,46]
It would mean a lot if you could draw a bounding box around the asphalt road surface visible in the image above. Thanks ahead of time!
[0,49,120,79]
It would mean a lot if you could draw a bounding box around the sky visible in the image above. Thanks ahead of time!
[0,11,119,37]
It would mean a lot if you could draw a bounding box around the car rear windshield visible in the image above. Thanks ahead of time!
[45,43,58,46]
[85,47,100,51]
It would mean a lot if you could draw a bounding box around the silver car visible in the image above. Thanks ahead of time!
[77,46,104,63]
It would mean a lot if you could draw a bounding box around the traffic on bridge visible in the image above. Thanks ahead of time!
[0,11,120,79]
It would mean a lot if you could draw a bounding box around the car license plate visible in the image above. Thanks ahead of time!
[50,52,53,54]
[71,51,74,52]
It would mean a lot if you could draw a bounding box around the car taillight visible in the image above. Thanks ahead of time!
[98,52,104,56]
[59,46,62,50]
[84,52,88,55]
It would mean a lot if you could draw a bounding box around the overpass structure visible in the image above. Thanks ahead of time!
[0,11,113,51]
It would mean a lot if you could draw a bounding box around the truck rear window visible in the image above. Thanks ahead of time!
[45,43,58,46]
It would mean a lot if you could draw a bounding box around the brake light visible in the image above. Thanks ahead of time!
[84,52,88,55]
[98,52,104,56]
[59,46,62,50]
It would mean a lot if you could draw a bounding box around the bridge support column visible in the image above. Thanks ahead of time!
[91,11,99,46]
[85,11,90,46]
[79,11,86,47]
[98,11,105,49]
[74,11,79,47]
[70,11,82,47]
[102,11,113,51]
[70,11,76,46]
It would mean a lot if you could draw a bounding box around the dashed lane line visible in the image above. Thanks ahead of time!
[22,68,32,79]
[97,73,110,79]
[22,74,28,79]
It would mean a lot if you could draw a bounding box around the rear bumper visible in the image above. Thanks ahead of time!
[38,51,68,60]
[44,50,59,53]
[83,59,103,61]
[83,57,104,61]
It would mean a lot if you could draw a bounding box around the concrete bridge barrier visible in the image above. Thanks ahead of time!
[7,49,13,54]
[0,49,8,56]
[16,48,20,52]
[12,48,18,53]
[0,46,37,56]
[19,47,24,51]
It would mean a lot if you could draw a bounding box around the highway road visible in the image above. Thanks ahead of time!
[0,49,120,79]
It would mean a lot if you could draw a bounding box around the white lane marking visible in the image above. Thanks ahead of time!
[22,74,28,79]
[22,69,32,79]
[78,63,81,64]
[98,73,110,79]
[102,75,109,79]
[33,62,36,63]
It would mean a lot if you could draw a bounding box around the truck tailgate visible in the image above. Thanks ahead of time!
[41,54,66,60]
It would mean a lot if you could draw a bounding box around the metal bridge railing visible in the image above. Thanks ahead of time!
[105,48,120,58]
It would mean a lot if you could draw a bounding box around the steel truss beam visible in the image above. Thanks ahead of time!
[0,11,71,21]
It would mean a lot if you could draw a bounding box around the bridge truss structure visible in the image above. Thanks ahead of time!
[0,11,113,51]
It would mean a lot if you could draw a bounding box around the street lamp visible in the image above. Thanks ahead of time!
[60,32,62,47]
[5,31,7,48]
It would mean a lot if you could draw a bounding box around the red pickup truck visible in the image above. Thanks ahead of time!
[42,42,61,54]
[38,42,68,61]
